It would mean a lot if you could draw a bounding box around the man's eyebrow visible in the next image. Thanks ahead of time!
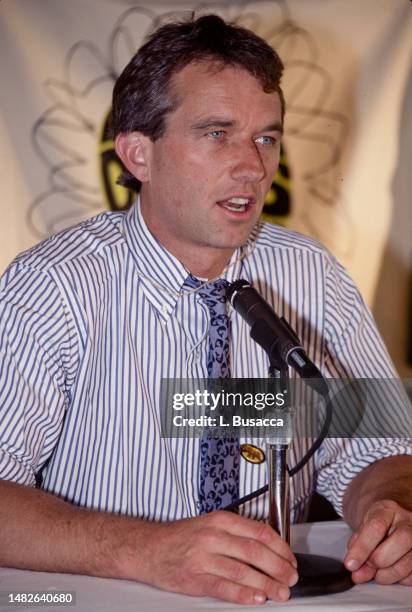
[190,118,283,134]
[190,118,235,130]
[260,122,284,134]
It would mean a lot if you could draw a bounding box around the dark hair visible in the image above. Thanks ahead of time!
[111,14,285,191]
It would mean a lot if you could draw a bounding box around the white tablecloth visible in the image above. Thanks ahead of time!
[0,521,411,611]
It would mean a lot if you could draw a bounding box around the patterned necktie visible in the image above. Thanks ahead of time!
[185,274,240,513]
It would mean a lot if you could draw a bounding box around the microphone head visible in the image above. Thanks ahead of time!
[226,279,252,305]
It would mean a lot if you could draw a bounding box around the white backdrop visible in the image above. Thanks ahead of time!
[1,0,411,374]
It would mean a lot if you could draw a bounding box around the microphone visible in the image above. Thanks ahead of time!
[226,279,328,396]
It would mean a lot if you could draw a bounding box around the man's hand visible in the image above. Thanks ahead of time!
[344,500,412,585]
[0,482,297,605]
[121,510,298,605]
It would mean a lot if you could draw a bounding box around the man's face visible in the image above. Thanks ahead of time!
[140,61,283,273]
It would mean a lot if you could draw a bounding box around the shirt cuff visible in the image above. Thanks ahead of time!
[316,440,412,517]
[0,449,36,487]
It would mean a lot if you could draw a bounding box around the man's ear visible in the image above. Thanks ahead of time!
[115,132,151,183]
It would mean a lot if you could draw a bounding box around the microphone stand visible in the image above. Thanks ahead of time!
[267,361,291,542]
[267,359,353,597]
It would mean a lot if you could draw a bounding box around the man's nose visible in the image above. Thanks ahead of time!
[230,142,266,183]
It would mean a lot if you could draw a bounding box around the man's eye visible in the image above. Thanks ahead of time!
[208,130,225,139]
[255,135,277,146]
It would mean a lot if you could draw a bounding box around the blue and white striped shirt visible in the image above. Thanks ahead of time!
[0,202,411,522]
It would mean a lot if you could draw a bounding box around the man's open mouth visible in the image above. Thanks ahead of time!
[217,196,253,212]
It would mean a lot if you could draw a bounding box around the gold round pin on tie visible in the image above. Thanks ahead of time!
[240,443,266,464]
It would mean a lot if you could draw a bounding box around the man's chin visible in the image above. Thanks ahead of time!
[212,228,257,250]
[208,236,250,251]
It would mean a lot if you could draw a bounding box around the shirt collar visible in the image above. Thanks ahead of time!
[121,198,251,317]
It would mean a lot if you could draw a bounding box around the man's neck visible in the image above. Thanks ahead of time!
[138,198,236,279]
[179,250,234,280]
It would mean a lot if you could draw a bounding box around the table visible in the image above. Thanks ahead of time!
[0,521,411,611]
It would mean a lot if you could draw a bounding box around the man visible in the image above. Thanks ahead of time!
[0,14,411,606]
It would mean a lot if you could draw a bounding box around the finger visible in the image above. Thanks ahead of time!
[200,573,285,605]
[205,530,298,587]
[350,562,377,584]
[203,556,292,603]
[345,510,393,571]
[369,522,412,569]
[374,550,412,585]
[209,511,297,567]
[347,531,359,549]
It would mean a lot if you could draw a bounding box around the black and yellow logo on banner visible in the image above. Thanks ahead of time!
[99,110,291,222]
[99,110,134,212]
[262,149,291,225]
